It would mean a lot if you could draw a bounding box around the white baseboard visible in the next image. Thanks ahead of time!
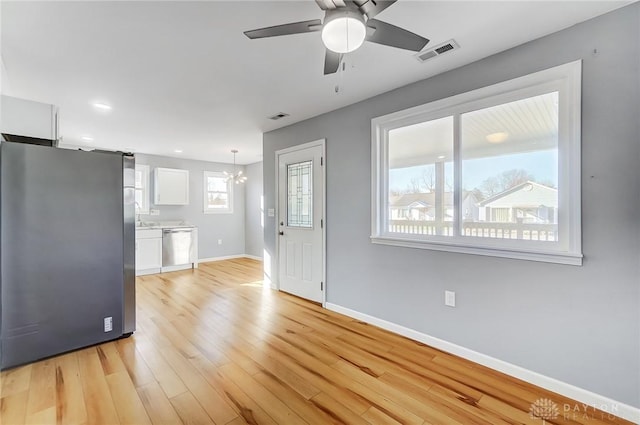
[161,263,195,273]
[198,254,264,263]
[135,268,161,276]
[325,302,640,424]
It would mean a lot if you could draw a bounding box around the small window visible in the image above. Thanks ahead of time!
[204,171,233,214]
[135,164,150,214]
[287,160,313,228]
[372,61,582,265]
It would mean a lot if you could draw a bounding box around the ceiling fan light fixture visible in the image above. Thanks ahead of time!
[321,11,366,54]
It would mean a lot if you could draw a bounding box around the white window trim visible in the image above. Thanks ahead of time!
[371,61,582,265]
[135,164,150,215]
[203,171,233,214]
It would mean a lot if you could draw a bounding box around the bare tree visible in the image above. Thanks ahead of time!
[499,169,534,190]
[479,169,534,197]
[405,167,454,194]
[479,176,501,197]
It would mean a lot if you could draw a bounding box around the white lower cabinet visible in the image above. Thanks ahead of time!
[135,229,162,275]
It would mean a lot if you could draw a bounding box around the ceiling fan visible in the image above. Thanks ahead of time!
[244,0,429,75]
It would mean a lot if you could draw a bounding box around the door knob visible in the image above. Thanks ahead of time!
[279,231,284,236]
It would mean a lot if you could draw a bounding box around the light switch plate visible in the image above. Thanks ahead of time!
[445,291,456,307]
[267,208,275,217]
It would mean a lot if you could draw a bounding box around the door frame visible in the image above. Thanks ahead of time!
[274,139,326,307]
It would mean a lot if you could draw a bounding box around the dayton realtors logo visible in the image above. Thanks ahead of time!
[530,398,623,422]
[530,398,559,424]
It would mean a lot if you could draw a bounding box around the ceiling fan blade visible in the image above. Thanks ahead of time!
[315,0,341,10]
[366,19,429,52]
[353,0,397,19]
[324,49,343,75]
[244,19,322,39]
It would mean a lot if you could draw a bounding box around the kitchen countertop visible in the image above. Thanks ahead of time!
[135,221,196,230]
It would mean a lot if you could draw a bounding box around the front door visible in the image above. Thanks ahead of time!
[277,142,324,303]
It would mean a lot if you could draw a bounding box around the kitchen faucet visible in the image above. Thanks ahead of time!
[134,201,142,225]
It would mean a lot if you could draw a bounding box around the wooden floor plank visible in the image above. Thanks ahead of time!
[24,359,55,420]
[169,392,215,425]
[309,392,372,425]
[115,337,157,388]
[1,391,29,425]
[133,334,189,399]
[137,382,185,425]
[253,370,336,425]
[218,363,309,425]
[0,258,634,425]
[157,343,238,425]
[1,364,32,398]
[77,347,121,425]
[106,371,152,425]
[54,353,87,425]
[361,406,404,425]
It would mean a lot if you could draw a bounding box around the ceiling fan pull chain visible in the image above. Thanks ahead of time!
[335,56,347,95]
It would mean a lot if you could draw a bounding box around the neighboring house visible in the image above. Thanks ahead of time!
[389,192,480,221]
[477,181,557,223]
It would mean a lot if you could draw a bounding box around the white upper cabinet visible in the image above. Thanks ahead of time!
[154,167,189,205]
[1,95,59,140]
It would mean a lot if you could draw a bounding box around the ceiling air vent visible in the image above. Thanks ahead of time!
[416,39,460,63]
[268,112,290,121]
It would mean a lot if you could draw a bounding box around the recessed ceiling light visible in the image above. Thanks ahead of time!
[174,149,183,153]
[437,155,446,159]
[92,102,112,111]
[81,136,94,142]
[486,132,509,144]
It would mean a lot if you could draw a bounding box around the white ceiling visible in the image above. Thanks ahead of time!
[1,0,630,165]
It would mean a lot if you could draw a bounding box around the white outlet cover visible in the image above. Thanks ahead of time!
[445,291,456,307]
[267,208,275,217]
[104,316,113,332]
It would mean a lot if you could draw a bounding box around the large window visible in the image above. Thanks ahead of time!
[371,61,582,265]
[135,164,150,215]
[204,171,233,214]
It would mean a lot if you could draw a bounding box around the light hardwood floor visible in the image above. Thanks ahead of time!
[0,258,633,425]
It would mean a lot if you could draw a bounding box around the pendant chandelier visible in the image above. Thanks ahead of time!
[224,149,247,184]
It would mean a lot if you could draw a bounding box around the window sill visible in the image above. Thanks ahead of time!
[203,210,233,215]
[370,236,583,266]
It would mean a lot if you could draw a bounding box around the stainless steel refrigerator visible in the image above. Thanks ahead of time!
[0,140,136,369]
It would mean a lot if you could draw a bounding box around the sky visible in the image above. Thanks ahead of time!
[389,149,558,193]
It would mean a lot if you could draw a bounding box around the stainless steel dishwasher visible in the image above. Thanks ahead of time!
[162,227,196,267]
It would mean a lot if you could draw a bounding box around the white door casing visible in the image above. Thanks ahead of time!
[276,141,325,304]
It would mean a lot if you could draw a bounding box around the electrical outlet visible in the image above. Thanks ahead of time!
[445,291,456,307]
[267,208,275,217]
[150,209,160,216]
[218,239,223,245]
[104,316,113,332]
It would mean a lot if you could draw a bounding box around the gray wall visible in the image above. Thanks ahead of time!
[263,4,639,408]
[244,161,264,258]
[136,153,245,259]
